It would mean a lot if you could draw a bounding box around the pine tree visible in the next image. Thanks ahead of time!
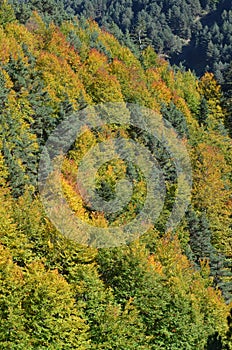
[187,209,215,263]
[222,62,232,136]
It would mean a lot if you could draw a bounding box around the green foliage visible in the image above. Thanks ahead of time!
[97,237,230,349]
[59,0,202,56]
[0,6,231,349]
[12,0,226,79]
[0,0,15,26]
[10,0,70,25]
[161,102,189,138]
[222,61,232,136]
[0,246,90,349]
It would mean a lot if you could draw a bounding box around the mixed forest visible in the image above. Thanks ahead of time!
[0,0,232,349]
[9,0,232,78]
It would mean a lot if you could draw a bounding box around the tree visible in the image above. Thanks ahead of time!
[97,236,230,349]
[0,245,90,349]
[222,62,232,136]
[191,142,232,253]
[0,0,15,26]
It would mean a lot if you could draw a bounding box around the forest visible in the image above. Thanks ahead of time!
[9,0,232,80]
[0,0,232,349]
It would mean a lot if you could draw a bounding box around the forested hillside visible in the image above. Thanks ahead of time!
[0,1,232,349]
[174,0,232,79]
[10,0,232,79]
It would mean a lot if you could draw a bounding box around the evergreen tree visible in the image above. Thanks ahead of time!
[222,62,232,136]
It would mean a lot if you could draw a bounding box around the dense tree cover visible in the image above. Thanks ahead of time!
[0,2,232,349]
[222,61,232,137]
[10,0,232,80]
[175,0,232,80]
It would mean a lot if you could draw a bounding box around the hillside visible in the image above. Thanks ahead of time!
[10,0,232,80]
[172,0,232,79]
[0,1,232,349]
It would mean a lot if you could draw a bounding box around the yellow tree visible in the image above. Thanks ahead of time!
[191,142,232,253]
